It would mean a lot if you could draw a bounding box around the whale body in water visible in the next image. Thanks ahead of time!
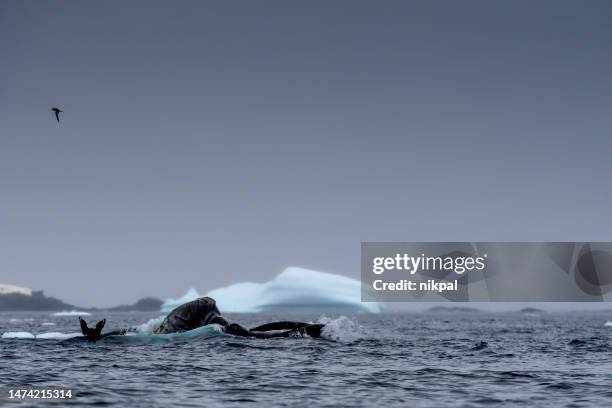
[79,297,324,342]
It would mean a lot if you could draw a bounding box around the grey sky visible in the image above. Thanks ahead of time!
[1,1,611,307]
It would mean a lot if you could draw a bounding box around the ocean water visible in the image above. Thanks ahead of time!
[2,311,612,407]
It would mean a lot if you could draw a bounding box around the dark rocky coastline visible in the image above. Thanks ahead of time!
[0,291,162,312]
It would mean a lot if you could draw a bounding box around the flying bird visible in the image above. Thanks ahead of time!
[51,107,62,123]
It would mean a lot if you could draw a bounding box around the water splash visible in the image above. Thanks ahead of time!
[135,316,165,333]
[318,316,361,342]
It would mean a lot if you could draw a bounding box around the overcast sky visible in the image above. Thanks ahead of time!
[1,1,611,307]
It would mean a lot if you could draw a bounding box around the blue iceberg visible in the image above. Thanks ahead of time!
[161,267,382,313]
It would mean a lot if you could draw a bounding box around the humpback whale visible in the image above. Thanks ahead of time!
[79,297,324,342]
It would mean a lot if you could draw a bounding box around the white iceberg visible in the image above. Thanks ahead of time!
[162,267,382,313]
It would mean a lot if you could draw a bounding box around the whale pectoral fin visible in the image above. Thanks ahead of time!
[98,329,126,339]
[250,321,309,332]
[224,323,252,337]
[79,317,89,335]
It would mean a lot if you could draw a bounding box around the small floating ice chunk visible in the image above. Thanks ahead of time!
[605,321,612,327]
[35,332,82,340]
[52,310,91,317]
[2,331,35,339]
[1,331,82,340]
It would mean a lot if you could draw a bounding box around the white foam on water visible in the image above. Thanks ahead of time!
[604,321,612,327]
[41,322,56,326]
[52,310,91,316]
[318,316,362,343]
[163,267,383,313]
